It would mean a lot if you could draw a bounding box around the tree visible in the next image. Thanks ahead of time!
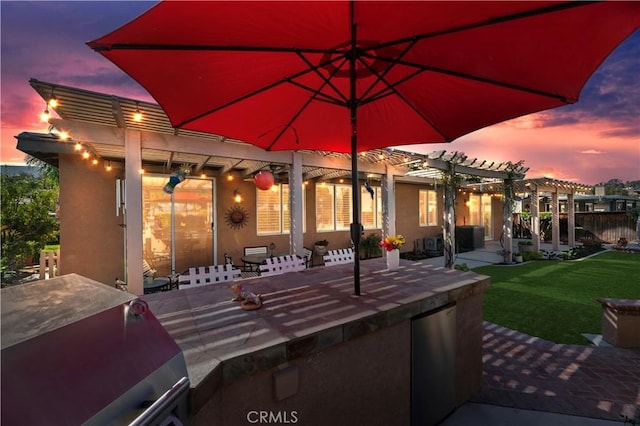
[596,178,627,195]
[1,165,59,280]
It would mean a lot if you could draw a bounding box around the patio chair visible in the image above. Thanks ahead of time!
[243,246,268,272]
[323,248,354,266]
[114,259,178,293]
[303,247,313,268]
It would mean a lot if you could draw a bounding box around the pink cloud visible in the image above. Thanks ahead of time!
[403,113,640,185]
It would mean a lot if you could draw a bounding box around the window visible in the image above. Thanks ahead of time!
[256,184,304,235]
[361,185,382,229]
[419,189,438,226]
[316,183,382,231]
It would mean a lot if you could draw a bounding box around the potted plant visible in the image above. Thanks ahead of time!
[314,239,329,256]
[514,252,523,263]
[380,235,405,270]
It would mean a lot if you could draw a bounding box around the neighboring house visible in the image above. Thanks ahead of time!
[574,194,639,212]
[17,79,534,294]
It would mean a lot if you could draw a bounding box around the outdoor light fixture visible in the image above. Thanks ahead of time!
[133,102,143,122]
[74,142,82,151]
[233,189,243,203]
[40,88,58,122]
[105,161,113,172]
[39,105,50,123]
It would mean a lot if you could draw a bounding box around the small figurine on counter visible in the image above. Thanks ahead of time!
[231,284,263,310]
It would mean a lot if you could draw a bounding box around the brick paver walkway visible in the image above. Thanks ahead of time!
[472,322,640,423]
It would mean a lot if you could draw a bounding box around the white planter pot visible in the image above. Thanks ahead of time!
[386,249,400,271]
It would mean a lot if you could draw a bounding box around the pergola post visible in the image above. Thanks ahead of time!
[530,186,541,253]
[289,152,304,257]
[551,190,560,251]
[124,129,143,295]
[502,178,514,264]
[567,192,576,247]
[442,164,457,269]
[381,165,396,239]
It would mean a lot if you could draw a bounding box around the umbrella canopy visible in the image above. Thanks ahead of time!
[88,1,639,294]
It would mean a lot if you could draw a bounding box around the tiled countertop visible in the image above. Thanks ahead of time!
[143,258,490,405]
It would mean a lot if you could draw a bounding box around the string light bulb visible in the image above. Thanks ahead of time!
[40,105,50,123]
[105,161,113,172]
[48,97,58,108]
[233,189,243,203]
[92,158,99,166]
[74,142,82,151]
[82,151,90,160]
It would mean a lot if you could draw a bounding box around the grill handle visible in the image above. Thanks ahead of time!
[129,376,190,426]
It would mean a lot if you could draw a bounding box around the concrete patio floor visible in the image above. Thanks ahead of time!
[420,239,574,269]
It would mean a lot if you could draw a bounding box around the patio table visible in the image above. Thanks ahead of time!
[143,274,178,294]
[241,253,292,272]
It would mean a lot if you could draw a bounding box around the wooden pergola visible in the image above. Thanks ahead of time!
[19,79,534,291]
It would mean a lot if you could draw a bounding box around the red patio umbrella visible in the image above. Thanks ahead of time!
[88,1,639,295]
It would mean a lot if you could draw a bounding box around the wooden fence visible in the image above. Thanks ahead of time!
[575,212,637,243]
[39,249,60,280]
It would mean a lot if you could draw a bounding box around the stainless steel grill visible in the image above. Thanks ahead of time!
[1,274,190,425]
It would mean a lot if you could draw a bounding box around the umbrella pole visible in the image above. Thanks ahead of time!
[351,133,361,296]
[349,11,361,296]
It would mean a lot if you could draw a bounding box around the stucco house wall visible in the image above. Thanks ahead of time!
[56,154,506,285]
[58,154,124,285]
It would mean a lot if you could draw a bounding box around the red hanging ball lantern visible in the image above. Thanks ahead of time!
[254,170,275,190]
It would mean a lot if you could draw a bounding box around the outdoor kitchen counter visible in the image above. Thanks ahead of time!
[143,258,490,416]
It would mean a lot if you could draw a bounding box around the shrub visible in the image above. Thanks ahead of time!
[454,263,470,271]
[521,251,541,262]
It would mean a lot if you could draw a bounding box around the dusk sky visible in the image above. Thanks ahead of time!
[1,1,638,185]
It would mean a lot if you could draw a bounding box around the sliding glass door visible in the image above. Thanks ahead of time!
[142,175,215,275]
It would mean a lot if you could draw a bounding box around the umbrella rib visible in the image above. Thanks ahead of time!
[369,1,598,52]
[357,39,418,103]
[176,52,349,128]
[357,60,452,141]
[297,51,350,104]
[92,43,346,55]
[370,54,571,103]
[360,68,426,105]
[265,59,346,150]
[287,80,347,107]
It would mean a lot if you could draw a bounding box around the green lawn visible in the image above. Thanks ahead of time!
[474,251,640,344]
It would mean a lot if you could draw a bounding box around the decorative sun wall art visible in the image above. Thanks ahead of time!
[225,205,249,229]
